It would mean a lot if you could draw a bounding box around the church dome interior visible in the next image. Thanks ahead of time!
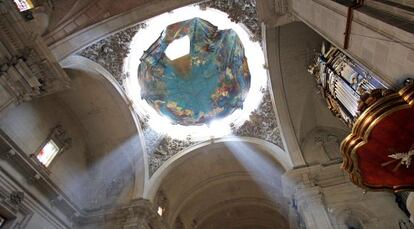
[138,17,251,126]
[0,0,413,229]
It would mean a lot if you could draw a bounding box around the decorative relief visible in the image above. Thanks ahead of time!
[8,191,24,206]
[199,0,261,41]
[50,125,72,150]
[26,173,41,185]
[314,131,342,163]
[146,129,195,176]
[49,195,63,208]
[233,91,283,148]
[78,24,146,86]
[0,190,25,212]
[0,0,70,113]
[0,149,16,160]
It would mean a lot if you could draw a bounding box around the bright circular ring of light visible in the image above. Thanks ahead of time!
[124,5,267,141]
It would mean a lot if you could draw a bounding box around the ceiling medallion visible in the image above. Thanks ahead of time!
[138,18,251,126]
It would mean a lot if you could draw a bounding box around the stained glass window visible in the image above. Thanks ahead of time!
[36,139,60,167]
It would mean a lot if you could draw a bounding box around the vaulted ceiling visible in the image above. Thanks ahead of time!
[154,141,289,228]
[58,56,145,210]
[25,0,347,226]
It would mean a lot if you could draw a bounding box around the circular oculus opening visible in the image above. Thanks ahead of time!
[124,5,267,141]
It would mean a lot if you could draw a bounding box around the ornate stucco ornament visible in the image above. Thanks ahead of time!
[199,0,261,41]
[79,24,146,86]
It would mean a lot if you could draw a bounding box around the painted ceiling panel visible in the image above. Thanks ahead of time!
[138,17,251,125]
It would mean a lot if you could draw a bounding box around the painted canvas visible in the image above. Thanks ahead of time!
[138,17,251,125]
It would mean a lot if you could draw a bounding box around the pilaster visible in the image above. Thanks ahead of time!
[282,166,335,229]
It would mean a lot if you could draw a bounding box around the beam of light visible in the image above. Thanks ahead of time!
[224,139,286,205]
[60,134,143,209]
[123,5,268,141]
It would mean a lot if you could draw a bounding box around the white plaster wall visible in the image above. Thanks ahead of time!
[388,0,414,8]
[152,141,289,228]
[324,183,409,229]
[59,55,146,208]
[283,164,410,229]
[25,214,62,229]
[0,96,91,208]
[0,162,72,228]
[0,55,146,211]
[301,127,348,165]
[273,22,348,156]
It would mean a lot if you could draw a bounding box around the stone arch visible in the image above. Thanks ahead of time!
[59,55,146,200]
[144,136,291,201]
[143,137,291,228]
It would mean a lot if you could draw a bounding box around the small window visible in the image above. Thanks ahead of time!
[32,125,71,168]
[13,0,34,12]
[0,215,6,228]
[36,139,60,167]
[157,206,164,216]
